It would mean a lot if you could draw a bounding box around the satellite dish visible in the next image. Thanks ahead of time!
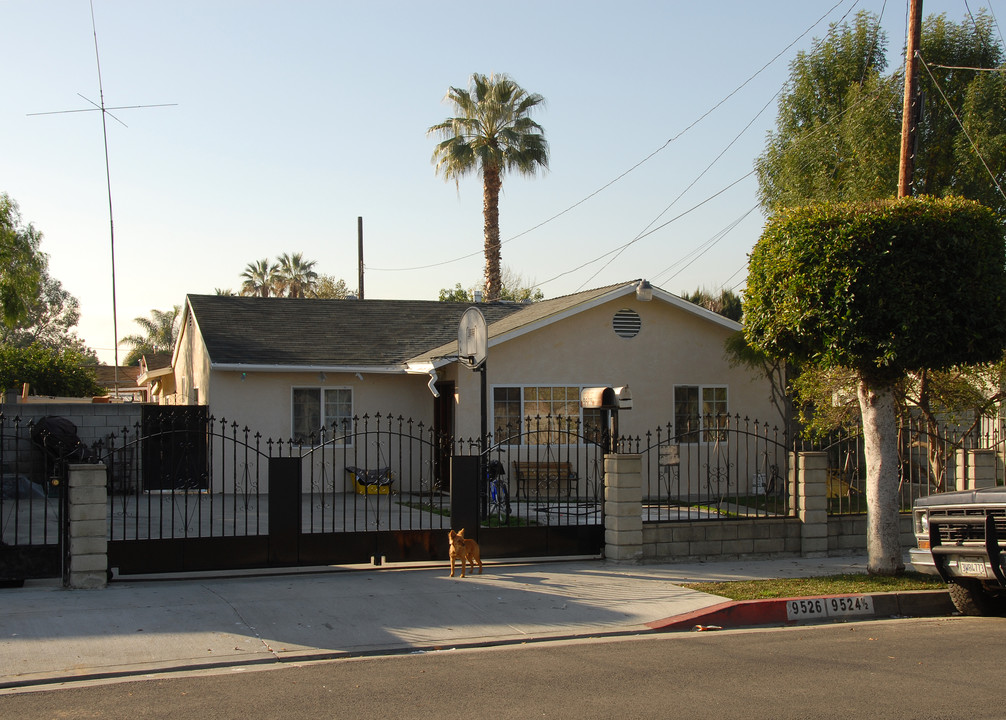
[458,307,487,369]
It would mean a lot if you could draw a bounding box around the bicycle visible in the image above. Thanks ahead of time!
[485,459,511,527]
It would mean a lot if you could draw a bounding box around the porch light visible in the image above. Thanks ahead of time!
[636,279,653,302]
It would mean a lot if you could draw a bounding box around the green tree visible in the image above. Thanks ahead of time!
[310,275,350,299]
[438,267,544,303]
[756,11,1006,216]
[743,197,1006,575]
[240,259,278,298]
[0,193,45,328]
[428,73,549,301]
[275,252,318,298]
[119,307,180,366]
[913,12,1005,210]
[0,344,102,397]
[0,270,93,358]
[438,283,472,303]
[680,288,743,322]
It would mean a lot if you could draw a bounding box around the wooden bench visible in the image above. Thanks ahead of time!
[511,461,578,499]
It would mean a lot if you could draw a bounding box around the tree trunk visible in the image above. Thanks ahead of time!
[858,377,905,575]
[482,165,502,301]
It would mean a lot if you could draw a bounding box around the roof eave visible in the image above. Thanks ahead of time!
[210,363,408,374]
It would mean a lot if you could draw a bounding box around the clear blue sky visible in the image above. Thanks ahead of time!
[1,0,985,364]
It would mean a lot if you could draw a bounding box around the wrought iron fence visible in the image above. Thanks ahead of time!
[91,411,607,542]
[635,414,792,523]
[812,413,1006,515]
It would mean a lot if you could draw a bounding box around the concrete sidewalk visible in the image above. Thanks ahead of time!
[0,555,950,691]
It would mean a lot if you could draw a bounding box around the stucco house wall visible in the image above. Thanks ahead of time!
[450,293,776,441]
[207,369,433,442]
[162,311,212,407]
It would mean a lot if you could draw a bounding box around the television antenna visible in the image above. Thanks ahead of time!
[27,0,176,396]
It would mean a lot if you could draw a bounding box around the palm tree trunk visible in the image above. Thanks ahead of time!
[482,165,502,301]
[858,377,905,575]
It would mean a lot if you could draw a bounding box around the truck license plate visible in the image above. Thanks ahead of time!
[957,560,988,577]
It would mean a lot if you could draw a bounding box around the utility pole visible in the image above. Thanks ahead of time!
[898,0,923,198]
[357,216,365,300]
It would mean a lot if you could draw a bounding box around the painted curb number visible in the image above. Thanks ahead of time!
[786,595,874,620]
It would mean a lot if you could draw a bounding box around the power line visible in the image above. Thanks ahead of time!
[572,86,780,292]
[917,52,1006,203]
[922,63,1006,72]
[652,205,760,288]
[367,0,856,276]
[556,1,902,295]
[986,2,1006,53]
[721,262,749,294]
[534,170,756,289]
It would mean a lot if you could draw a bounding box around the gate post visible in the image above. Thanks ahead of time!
[797,451,829,557]
[67,463,108,589]
[604,453,643,563]
[957,448,996,489]
[268,457,301,564]
[450,456,481,539]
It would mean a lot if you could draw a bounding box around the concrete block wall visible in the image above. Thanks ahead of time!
[3,403,144,447]
[828,513,915,554]
[609,450,911,564]
[641,518,801,562]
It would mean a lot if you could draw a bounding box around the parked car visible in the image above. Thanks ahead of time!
[911,489,1006,615]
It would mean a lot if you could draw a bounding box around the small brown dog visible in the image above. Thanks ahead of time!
[449,528,482,578]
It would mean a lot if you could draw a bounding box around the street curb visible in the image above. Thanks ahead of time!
[646,590,955,632]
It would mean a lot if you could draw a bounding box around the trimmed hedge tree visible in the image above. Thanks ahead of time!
[744,196,1006,574]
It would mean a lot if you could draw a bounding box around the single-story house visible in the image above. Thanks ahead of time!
[135,352,175,401]
[153,281,778,494]
[92,365,145,401]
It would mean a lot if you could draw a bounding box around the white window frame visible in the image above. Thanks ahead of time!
[291,386,353,445]
[491,384,605,446]
[673,385,728,444]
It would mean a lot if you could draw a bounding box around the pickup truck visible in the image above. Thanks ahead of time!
[911,488,1006,615]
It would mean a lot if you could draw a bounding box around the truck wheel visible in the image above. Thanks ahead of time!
[947,578,999,616]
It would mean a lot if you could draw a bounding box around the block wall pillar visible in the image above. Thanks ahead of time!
[604,453,643,563]
[68,464,108,589]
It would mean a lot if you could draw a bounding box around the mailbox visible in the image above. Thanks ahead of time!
[580,386,631,453]
[580,385,632,411]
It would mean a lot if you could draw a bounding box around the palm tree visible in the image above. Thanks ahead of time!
[119,306,180,365]
[428,73,549,301]
[275,252,318,298]
[240,259,278,297]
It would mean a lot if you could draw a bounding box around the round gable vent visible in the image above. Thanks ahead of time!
[612,308,641,339]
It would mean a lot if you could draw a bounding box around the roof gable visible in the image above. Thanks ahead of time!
[408,281,741,367]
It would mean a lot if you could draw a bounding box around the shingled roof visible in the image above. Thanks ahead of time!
[184,294,525,369]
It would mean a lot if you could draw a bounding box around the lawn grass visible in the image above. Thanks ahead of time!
[680,572,946,601]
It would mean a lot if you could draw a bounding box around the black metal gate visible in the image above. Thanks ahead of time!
[1,415,73,584]
[102,413,604,576]
[463,419,606,560]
